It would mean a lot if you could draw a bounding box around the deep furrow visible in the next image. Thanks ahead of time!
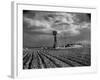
[37,53,47,68]
[38,53,58,68]
[28,53,35,69]
[30,52,41,69]
[43,52,83,66]
[37,53,45,68]
[67,56,90,66]
[23,53,31,66]
[23,52,28,58]
[67,54,90,63]
[40,52,71,67]
[56,56,82,66]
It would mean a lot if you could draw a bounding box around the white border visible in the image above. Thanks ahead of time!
[11,1,97,78]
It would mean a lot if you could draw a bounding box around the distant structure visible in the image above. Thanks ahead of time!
[52,30,57,48]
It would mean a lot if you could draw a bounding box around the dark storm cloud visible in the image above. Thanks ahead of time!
[23,10,36,18]
[73,13,91,23]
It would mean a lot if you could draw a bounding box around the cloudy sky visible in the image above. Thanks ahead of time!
[23,10,91,48]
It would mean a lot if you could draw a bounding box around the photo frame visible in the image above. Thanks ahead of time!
[11,1,97,78]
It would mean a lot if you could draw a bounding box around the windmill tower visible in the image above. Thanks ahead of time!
[52,30,57,48]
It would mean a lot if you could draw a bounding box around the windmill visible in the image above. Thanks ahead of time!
[52,30,57,48]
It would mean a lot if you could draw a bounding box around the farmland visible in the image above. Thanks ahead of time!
[23,47,91,69]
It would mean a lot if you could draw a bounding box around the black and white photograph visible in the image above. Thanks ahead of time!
[11,2,97,78]
[23,10,91,69]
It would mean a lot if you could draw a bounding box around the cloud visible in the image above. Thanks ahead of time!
[23,17,50,28]
[23,11,91,37]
